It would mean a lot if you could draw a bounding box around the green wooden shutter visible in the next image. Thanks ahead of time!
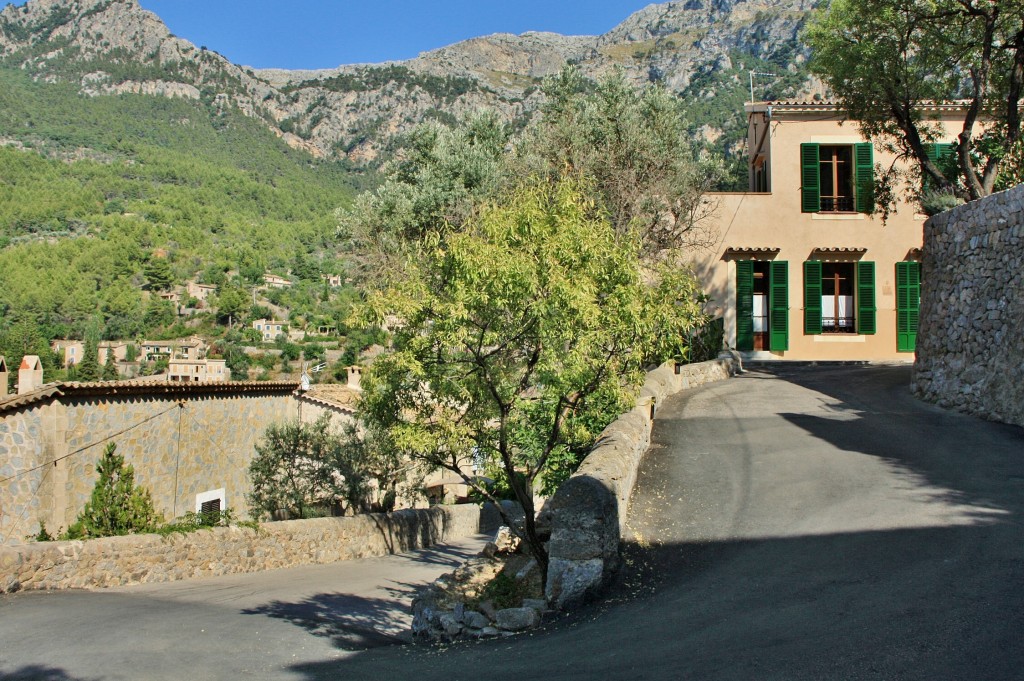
[857,261,877,335]
[801,143,820,213]
[769,261,789,351]
[803,260,823,335]
[896,261,921,352]
[854,142,874,213]
[923,143,956,192]
[736,260,754,351]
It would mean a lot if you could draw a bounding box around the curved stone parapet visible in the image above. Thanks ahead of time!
[545,356,739,609]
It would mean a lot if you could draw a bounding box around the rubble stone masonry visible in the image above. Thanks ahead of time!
[912,184,1024,427]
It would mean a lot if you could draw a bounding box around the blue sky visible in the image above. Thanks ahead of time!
[136,1,653,70]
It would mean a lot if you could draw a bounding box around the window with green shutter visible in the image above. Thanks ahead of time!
[801,143,821,213]
[854,143,874,213]
[804,260,823,335]
[896,261,921,352]
[736,260,754,351]
[857,261,876,335]
[923,143,956,192]
[769,261,789,351]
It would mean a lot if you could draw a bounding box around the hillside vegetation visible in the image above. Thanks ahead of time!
[0,63,362,359]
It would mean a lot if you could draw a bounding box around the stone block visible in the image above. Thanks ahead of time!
[494,607,540,631]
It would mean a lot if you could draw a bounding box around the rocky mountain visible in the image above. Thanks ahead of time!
[0,0,821,163]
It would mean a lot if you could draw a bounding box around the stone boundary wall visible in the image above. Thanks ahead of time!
[544,356,740,608]
[912,184,1024,426]
[1,503,499,593]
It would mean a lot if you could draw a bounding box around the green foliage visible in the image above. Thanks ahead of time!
[919,189,965,217]
[523,67,724,255]
[288,65,484,103]
[63,443,163,539]
[805,0,1024,201]
[0,64,356,346]
[360,176,708,568]
[156,508,258,536]
[247,415,372,520]
[477,571,528,610]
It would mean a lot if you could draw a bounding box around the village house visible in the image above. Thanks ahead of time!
[0,356,8,399]
[167,358,230,383]
[691,101,963,361]
[252,319,286,342]
[263,273,292,289]
[141,337,208,362]
[322,274,343,288]
[186,281,217,305]
[51,340,132,368]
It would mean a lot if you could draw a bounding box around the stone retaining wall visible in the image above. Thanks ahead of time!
[544,356,739,608]
[0,503,497,593]
[912,184,1024,426]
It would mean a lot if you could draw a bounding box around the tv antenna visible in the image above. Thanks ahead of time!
[299,361,327,392]
[749,71,778,104]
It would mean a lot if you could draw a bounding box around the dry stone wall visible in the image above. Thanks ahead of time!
[912,184,1024,426]
[1,503,495,593]
[545,356,739,609]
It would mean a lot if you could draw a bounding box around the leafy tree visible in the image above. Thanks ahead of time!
[806,0,1024,203]
[76,333,101,382]
[143,256,174,291]
[63,443,163,539]
[337,111,511,281]
[359,176,707,580]
[248,415,371,520]
[214,285,248,325]
[143,297,177,329]
[521,67,724,256]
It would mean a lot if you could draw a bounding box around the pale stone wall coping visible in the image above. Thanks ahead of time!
[545,356,739,608]
[1,504,497,593]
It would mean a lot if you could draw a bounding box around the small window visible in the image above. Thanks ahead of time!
[819,146,855,212]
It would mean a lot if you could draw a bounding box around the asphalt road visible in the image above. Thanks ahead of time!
[2,365,1022,680]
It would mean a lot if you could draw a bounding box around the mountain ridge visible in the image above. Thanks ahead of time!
[0,0,820,162]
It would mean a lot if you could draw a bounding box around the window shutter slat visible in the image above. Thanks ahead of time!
[736,260,754,351]
[804,260,822,335]
[857,261,877,335]
[769,261,789,351]
[896,261,921,352]
[855,143,874,214]
[801,143,820,213]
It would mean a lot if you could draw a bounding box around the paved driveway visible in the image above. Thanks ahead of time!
[3,365,1022,680]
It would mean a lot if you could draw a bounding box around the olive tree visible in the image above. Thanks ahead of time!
[358,176,707,580]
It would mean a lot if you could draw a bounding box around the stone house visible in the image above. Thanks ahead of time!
[186,281,217,305]
[0,360,302,544]
[252,319,286,342]
[691,101,964,361]
[167,358,230,383]
[141,337,207,362]
[52,340,131,368]
[322,274,343,287]
[263,273,292,289]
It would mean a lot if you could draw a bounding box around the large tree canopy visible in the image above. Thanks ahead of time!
[358,175,707,578]
[806,0,1024,202]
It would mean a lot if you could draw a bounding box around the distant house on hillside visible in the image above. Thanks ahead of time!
[141,337,207,362]
[186,282,217,305]
[322,274,343,288]
[168,358,230,383]
[690,100,964,361]
[263,273,292,289]
[253,319,287,342]
[52,340,131,368]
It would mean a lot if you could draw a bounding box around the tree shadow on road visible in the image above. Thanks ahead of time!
[0,665,99,681]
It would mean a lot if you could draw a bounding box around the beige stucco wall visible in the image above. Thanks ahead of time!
[688,106,964,361]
